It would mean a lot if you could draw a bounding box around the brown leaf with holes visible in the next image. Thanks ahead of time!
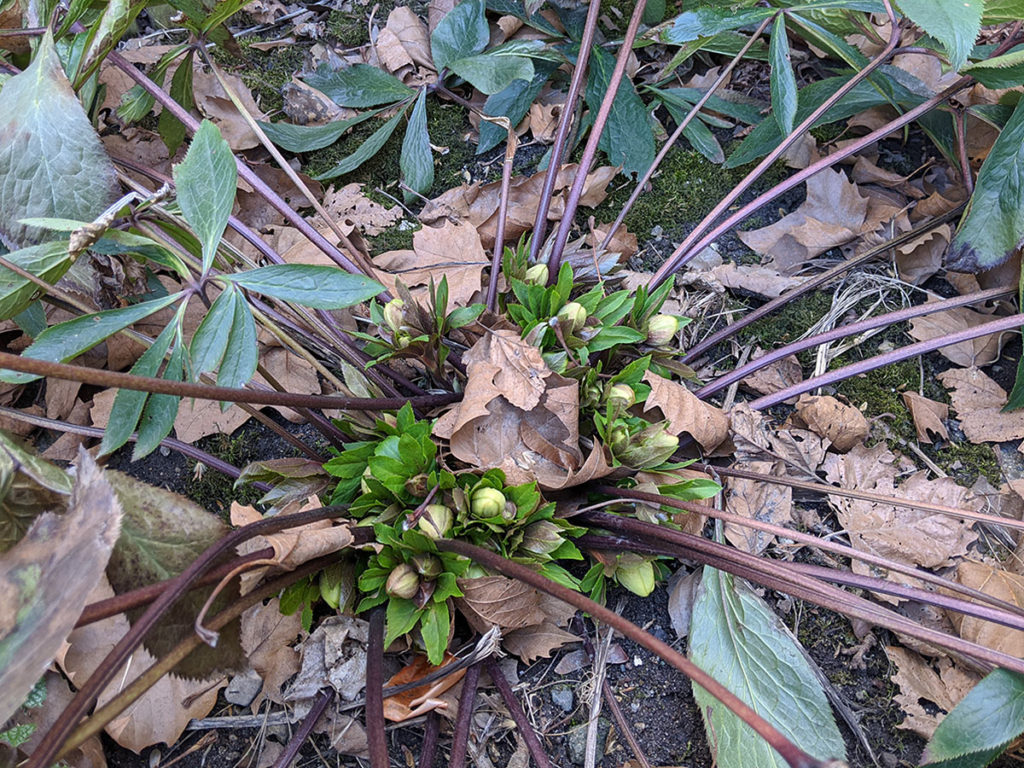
[952,559,1024,659]
[938,366,1024,444]
[793,394,868,452]
[885,646,978,739]
[455,576,545,633]
[909,305,1007,367]
[901,391,949,443]
[642,371,728,452]
[313,183,404,236]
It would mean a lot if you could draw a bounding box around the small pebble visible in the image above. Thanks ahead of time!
[633,656,643,667]
[224,670,262,707]
[551,685,574,713]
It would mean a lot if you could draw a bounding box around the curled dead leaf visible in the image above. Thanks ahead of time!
[793,394,869,452]
[642,371,728,452]
[937,367,1024,444]
[901,391,949,443]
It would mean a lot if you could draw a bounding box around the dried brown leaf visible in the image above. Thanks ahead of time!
[741,350,803,400]
[953,559,1024,659]
[376,6,433,73]
[285,616,368,702]
[710,263,805,299]
[314,183,404,236]
[793,394,869,452]
[909,305,1007,367]
[901,391,949,443]
[240,598,303,707]
[885,646,978,739]
[938,366,1024,443]
[231,501,353,576]
[724,460,792,555]
[894,224,950,285]
[455,576,545,633]
[192,68,266,151]
[381,652,465,722]
[642,371,728,452]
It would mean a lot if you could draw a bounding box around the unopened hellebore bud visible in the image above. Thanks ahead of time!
[524,263,549,286]
[385,563,420,599]
[615,424,679,469]
[520,520,563,557]
[417,504,453,539]
[646,314,679,346]
[383,298,405,333]
[404,473,430,498]
[411,553,443,579]
[393,329,413,349]
[606,384,636,413]
[556,302,587,333]
[615,554,655,596]
[471,487,507,519]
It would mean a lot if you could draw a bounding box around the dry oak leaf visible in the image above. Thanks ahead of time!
[501,591,578,663]
[793,394,869,452]
[314,183,403,236]
[642,370,728,452]
[909,304,1007,368]
[724,460,792,555]
[231,501,353,580]
[952,559,1024,659]
[454,576,545,633]
[822,444,979,574]
[240,597,303,707]
[59,577,220,752]
[901,391,949,443]
[937,366,1024,444]
[884,646,978,739]
[373,218,488,307]
[710,262,805,299]
[737,167,870,274]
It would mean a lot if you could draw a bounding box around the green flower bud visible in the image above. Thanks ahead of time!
[556,302,587,333]
[520,520,564,557]
[471,487,507,519]
[383,298,406,333]
[417,504,453,539]
[411,553,443,579]
[646,314,679,346]
[385,563,420,599]
[608,424,631,453]
[404,473,430,498]
[524,263,549,286]
[615,554,655,596]
[582,380,603,410]
[394,329,413,349]
[614,424,679,469]
[606,383,636,413]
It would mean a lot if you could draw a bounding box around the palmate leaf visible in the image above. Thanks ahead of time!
[895,0,981,72]
[401,89,434,202]
[689,567,846,768]
[172,120,236,275]
[0,31,118,247]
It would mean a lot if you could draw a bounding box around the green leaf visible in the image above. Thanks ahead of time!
[218,288,257,389]
[134,341,184,459]
[225,264,384,308]
[448,52,534,95]
[400,89,434,202]
[948,97,1024,272]
[584,46,655,177]
[101,313,179,456]
[661,7,775,44]
[478,66,553,154]
[0,293,181,384]
[304,64,414,108]
[921,669,1024,768]
[158,49,195,156]
[586,325,646,354]
[689,568,846,768]
[190,287,237,375]
[172,120,237,275]
[0,31,119,247]
[312,107,408,180]
[894,0,981,71]
[963,48,1024,90]
[983,0,1024,23]
[769,14,797,135]
[258,109,383,152]
[0,242,72,321]
[420,600,449,665]
[431,0,488,71]
[447,304,485,329]
[384,597,422,648]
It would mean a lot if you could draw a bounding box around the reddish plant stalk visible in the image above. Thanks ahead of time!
[366,608,389,768]
[600,14,775,252]
[0,351,459,411]
[749,312,1024,410]
[436,539,835,768]
[546,0,648,281]
[696,285,1014,398]
[484,657,554,768]
[272,689,334,768]
[418,711,440,768]
[528,0,604,264]
[486,128,518,312]
[680,206,965,363]
[450,661,482,768]
[27,507,363,768]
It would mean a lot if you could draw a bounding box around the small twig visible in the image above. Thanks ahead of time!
[271,689,334,768]
[485,116,517,313]
[584,614,617,768]
[449,662,482,768]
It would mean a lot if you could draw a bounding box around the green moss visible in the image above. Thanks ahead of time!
[738,291,834,354]
[327,0,411,48]
[367,221,419,253]
[932,441,1001,486]
[186,433,264,515]
[213,39,306,115]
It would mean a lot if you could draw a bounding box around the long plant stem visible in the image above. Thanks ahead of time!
[528,0,603,264]
[486,123,517,312]
[696,285,1014,399]
[436,539,833,768]
[449,662,482,768]
[367,608,389,768]
[418,712,440,768]
[546,0,648,281]
[484,657,553,768]
[600,14,774,253]
[0,350,458,411]
[681,206,966,363]
[272,689,334,768]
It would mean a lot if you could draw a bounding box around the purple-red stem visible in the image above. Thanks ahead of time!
[436,538,831,768]
[486,130,517,312]
[271,689,334,768]
[749,312,1024,410]
[528,0,603,264]
[484,656,554,768]
[546,0,648,281]
[696,285,1013,398]
[366,608,388,768]
[418,712,440,768]
[449,661,482,768]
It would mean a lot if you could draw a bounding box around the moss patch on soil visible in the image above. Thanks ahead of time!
[186,433,266,515]
[212,39,306,116]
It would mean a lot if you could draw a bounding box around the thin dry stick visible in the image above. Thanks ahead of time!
[436,539,839,768]
[585,616,616,768]
[485,116,518,312]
